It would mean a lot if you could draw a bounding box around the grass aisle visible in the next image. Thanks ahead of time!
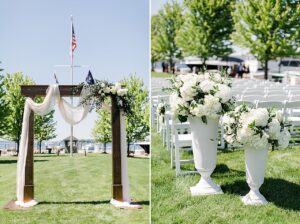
[0,154,149,224]
[151,131,300,224]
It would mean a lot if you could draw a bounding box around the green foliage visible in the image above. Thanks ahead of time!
[2,73,34,152]
[34,97,57,153]
[176,0,234,64]
[151,1,184,71]
[122,75,149,155]
[92,107,111,153]
[0,73,8,136]
[232,0,300,79]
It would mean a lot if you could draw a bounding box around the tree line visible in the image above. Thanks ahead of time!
[152,0,300,79]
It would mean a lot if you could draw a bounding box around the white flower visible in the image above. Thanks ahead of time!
[170,94,188,116]
[215,84,232,103]
[179,80,197,101]
[249,133,269,149]
[275,111,283,123]
[203,95,222,119]
[200,80,216,93]
[110,86,117,94]
[222,114,234,125]
[104,87,111,93]
[115,82,122,91]
[267,118,281,139]
[248,108,269,127]
[213,73,222,82]
[224,134,235,144]
[236,126,255,143]
[278,129,291,148]
[190,104,206,117]
[100,83,105,88]
[117,88,128,96]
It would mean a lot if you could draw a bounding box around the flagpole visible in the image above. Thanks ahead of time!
[70,15,74,157]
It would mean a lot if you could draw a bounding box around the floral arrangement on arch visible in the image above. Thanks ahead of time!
[166,72,235,123]
[75,80,132,113]
[223,105,291,149]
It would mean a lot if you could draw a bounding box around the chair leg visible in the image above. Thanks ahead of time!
[175,145,180,176]
[170,144,174,169]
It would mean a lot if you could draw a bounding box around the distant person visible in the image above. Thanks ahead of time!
[162,62,166,73]
[238,63,244,78]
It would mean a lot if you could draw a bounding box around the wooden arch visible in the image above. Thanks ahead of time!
[17,85,124,204]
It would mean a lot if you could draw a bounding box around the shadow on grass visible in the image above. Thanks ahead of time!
[0,159,48,164]
[39,200,149,206]
[223,178,300,211]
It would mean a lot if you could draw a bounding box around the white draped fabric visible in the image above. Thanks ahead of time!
[16,84,125,207]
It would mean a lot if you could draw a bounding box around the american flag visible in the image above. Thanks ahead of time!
[70,23,77,58]
[54,72,59,84]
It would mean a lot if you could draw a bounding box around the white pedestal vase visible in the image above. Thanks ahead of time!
[188,116,223,196]
[241,145,268,205]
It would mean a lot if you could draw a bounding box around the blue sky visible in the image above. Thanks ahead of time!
[0,0,149,141]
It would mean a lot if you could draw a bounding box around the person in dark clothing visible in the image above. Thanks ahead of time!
[238,63,244,78]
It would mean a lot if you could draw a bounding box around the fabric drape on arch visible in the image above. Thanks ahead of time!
[16,84,130,207]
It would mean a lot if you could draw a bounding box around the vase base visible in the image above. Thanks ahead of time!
[110,199,142,209]
[190,179,223,196]
[241,190,268,205]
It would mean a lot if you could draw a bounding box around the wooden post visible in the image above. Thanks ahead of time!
[111,96,123,201]
[24,96,35,202]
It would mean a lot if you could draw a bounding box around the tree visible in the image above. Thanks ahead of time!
[34,97,57,153]
[92,108,111,154]
[2,73,34,153]
[232,0,300,80]
[122,75,149,156]
[151,1,184,73]
[0,63,8,137]
[151,15,162,71]
[176,0,234,67]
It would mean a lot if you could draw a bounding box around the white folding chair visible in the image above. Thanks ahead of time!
[265,95,289,102]
[241,95,266,102]
[284,101,300,135]
[171,122,197,176]
[256,101,285,111]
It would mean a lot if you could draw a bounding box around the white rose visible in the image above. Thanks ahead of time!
[110,86,117,94]
[215,84,232,103]
[117,88,128,96]
[236,126,255,143]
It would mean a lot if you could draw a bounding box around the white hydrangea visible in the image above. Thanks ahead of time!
[275,111,283,123]
[179,80,197,101]
[170,93,188,116]
[215,84,232,103]
[248,108,269,127]
[224,134,235,144]
[203,95,222,119]
[267,118,281,139]
[190,104,206,117]
[278,129,291,148]
[236,126,255,143]
[200,80,216,93]
[222,114,235,125]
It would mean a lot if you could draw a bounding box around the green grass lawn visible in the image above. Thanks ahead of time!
[151,72,173,78]
[0,154,149,224]
[151,131,300,224]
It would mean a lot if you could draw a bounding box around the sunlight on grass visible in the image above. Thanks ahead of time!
[0,154,149,224]
[151,130,300,224]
